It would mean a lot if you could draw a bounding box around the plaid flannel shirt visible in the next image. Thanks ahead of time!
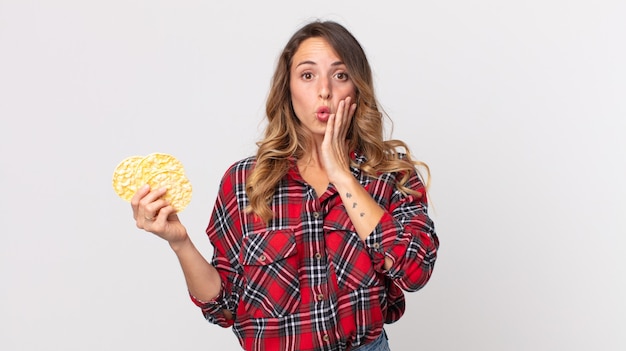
[191,152,439,351]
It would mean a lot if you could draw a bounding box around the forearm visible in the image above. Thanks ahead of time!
[169,236,222,302]
[333,175,393,270]
[333,175,382,238]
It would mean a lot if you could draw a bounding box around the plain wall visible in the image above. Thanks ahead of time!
[1,1,624,350]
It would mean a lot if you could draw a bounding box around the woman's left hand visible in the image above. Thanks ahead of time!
[320,96,357,184]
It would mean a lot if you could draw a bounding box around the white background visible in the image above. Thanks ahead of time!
[1,1,625,350]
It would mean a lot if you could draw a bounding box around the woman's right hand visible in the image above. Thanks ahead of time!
[131,184,188,246]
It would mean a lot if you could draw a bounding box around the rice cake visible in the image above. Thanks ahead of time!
[112,153,192,212]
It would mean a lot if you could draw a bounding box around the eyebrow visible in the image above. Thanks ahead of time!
[295,60,345,68]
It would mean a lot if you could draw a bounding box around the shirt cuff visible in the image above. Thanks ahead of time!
[189,283,235,328]
[365,211,397,272]
[189,283,225,307]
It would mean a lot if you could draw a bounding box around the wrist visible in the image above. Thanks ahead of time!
[169,234,193,253]
[329,170,356,190]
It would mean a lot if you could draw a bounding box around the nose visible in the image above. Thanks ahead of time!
[318,77,331,100]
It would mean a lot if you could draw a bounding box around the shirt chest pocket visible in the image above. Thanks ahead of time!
[239,229,300,319]
[326,230,378,292]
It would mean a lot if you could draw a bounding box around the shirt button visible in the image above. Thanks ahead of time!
[317,294,324,301]
[372,243,380,249]
[315,253,322,260]
[323,334,330,342]
[313,212,320,219]
[259,255,266,262]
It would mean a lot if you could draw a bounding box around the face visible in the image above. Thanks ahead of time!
[290,37,356,138]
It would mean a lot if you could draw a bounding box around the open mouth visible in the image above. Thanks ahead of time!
[316,106,330,121]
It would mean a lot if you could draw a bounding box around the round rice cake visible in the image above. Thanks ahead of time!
[112,155,144,201]
[112,153,192,212]
[145,170,192,212]
[134,152,186,188]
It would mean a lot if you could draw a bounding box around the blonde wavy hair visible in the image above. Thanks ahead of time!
[246,20,430,222]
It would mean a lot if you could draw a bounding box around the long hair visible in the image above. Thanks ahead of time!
[246,20,430,222]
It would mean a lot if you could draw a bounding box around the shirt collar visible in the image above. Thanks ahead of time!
[285,150,371,187]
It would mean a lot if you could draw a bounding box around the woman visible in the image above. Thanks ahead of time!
[132,20,439,351]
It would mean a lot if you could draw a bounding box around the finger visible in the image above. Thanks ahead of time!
[323,111,336,146]
[140,186,167,205]
[131,184,151,218]
[142,205,176,234]
[136,187,167,223]
[344,97,356,125]
[333,100,345,139]
[154,204,176,223]
[143,197,169,220]
[136,199,171,231]
[336,98,355,140]
[347,98,357,124]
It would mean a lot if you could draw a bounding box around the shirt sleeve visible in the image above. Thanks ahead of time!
[189,281,234,327]
[189,162,246,327]
[364,168,440,292]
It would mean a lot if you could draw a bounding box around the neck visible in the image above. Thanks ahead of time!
[297,150,323,171]
[297,135,324,167]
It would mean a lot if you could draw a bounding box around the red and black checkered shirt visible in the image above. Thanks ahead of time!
[191,152,439,351]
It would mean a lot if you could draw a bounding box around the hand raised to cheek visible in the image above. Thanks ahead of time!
[321,96,357,184]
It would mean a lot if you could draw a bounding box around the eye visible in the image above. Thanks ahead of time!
[335,72,349,80]
[301,72,313,80]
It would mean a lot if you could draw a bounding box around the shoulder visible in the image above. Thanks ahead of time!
[226,156,257,174]
[353,149,413,176]
[217,156,257,185]
[214,156,257,197]
[372,151,424,186]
